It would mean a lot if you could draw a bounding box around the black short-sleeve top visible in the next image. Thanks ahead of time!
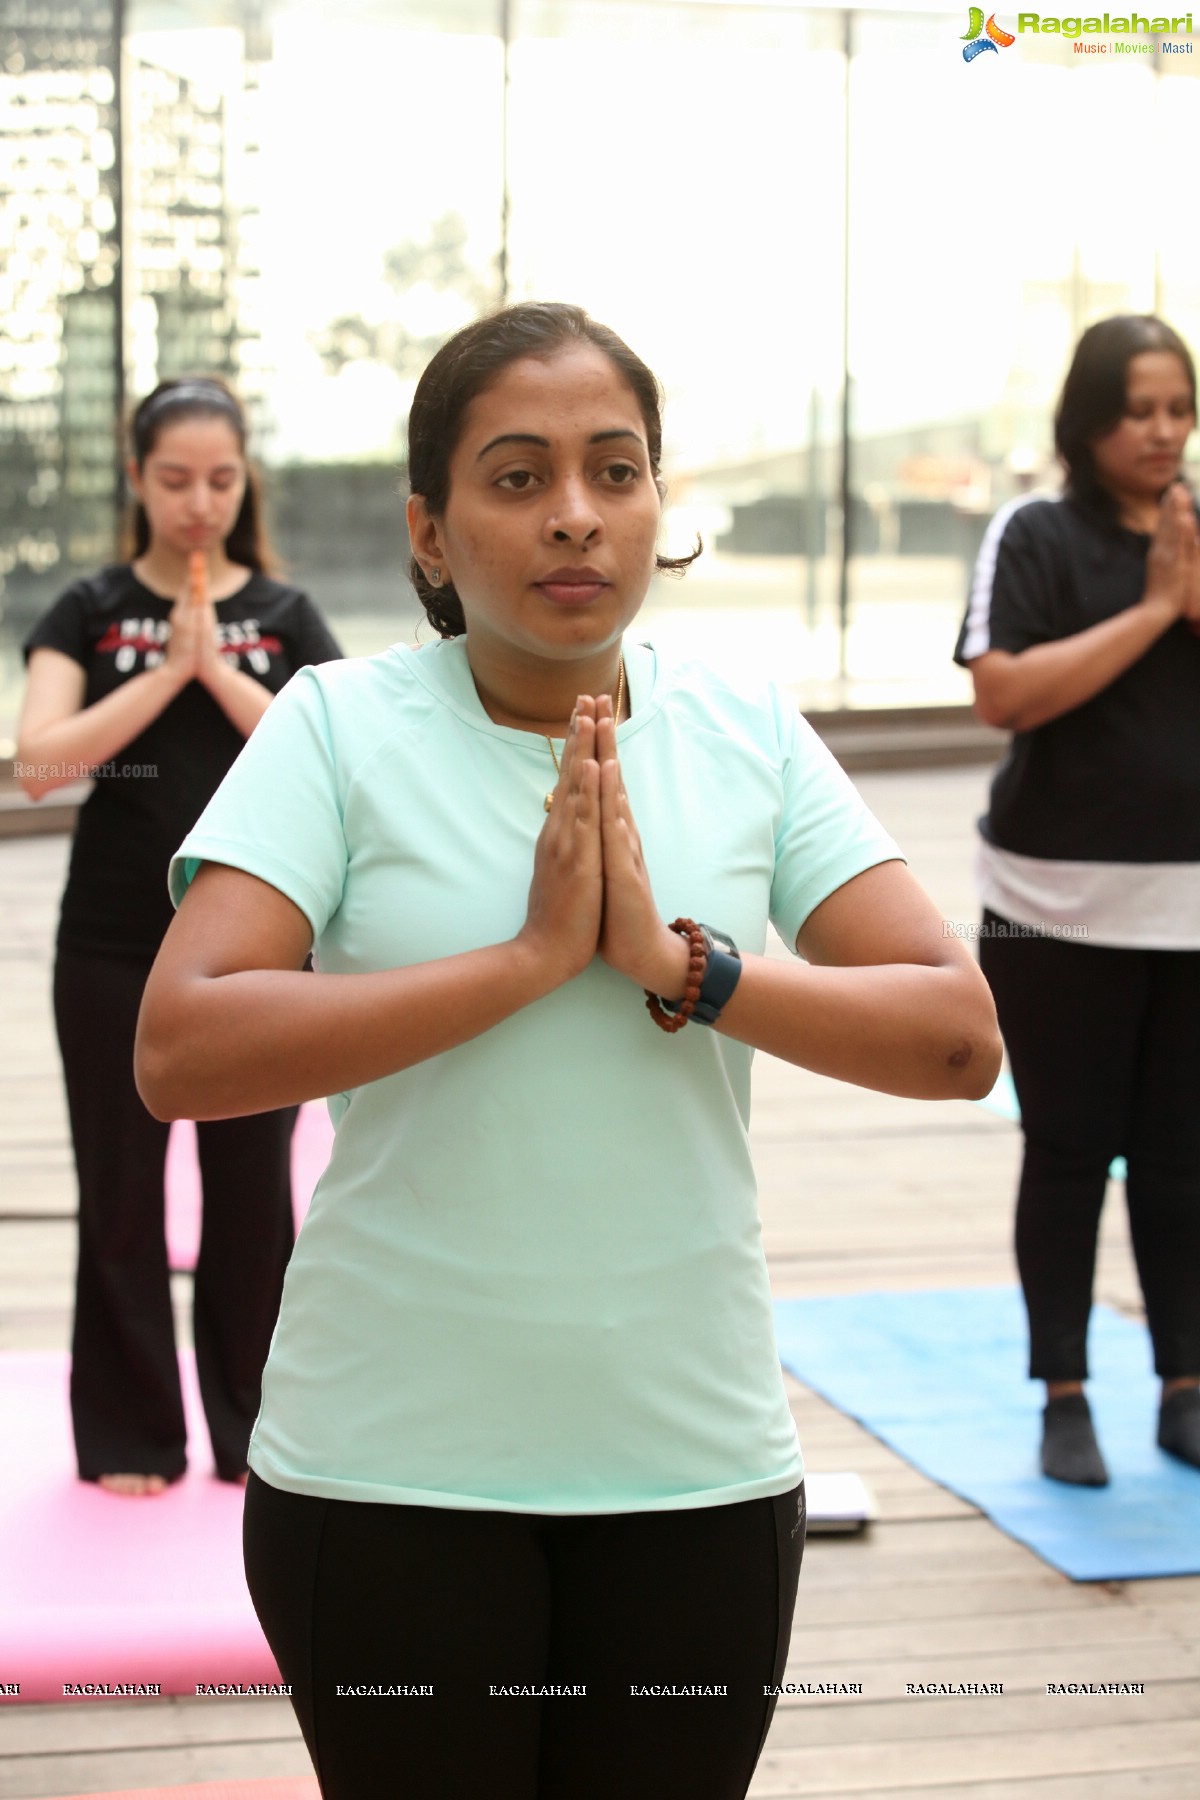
[955,494,1200,865]
[23,564,343,956]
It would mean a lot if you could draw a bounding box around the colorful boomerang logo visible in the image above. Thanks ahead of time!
[961,9,1015,59]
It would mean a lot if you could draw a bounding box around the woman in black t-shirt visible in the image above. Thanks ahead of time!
[956,316,1200,1486]
[17,377,342,1494]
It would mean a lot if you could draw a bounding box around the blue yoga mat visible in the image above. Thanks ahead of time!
[774,1287,1200,1581]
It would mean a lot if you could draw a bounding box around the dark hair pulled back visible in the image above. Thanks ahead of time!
[407,301,700,637]
[125,375,274,573]
[1055,315,1197,525]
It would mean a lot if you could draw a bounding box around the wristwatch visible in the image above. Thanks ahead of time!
[693,924,742,1025]
[663,923,742,1027]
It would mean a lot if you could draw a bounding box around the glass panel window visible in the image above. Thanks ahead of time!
[509,1,846,701]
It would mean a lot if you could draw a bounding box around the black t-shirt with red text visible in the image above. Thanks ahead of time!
[24,564,343,955]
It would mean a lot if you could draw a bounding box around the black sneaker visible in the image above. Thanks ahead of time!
[1157,1387,1200,1470]
[1041,1392,1109,1487]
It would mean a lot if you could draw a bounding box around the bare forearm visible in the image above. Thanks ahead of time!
[716,954,1002,1100]
[974,596,1177,732]
[198,659,275,736]
[136,938,559,1120]
[16,664,189,797]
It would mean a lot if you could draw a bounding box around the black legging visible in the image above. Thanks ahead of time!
[243,1472,805,1800]
[54,946,297,1481]
[979,911,1200,1381]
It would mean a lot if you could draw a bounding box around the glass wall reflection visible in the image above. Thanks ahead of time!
[3,0,1199,740]
[504,0,847,699]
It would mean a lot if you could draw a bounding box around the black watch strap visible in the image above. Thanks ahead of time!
[691,923,741,1026]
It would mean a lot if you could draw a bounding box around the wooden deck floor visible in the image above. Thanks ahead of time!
[1,766,1197,1798]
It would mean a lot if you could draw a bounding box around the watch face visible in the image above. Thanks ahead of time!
[701,924,739,959]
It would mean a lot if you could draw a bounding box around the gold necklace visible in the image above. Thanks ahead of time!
[544,658,625,813]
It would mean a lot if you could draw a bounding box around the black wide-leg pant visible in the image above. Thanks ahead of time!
[54,946,297,1482]
[979,911,1200,1381]
[244,1473,806,1800]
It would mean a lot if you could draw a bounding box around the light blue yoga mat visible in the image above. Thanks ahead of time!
[774,1287,1200,1582]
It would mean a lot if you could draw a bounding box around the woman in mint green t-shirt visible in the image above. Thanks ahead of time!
[139,304,1000,1800]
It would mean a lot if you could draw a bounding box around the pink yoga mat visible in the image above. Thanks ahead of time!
[0,1351,282,1704]
[166,1101,332,1271]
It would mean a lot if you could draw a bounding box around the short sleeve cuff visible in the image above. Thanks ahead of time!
[771,841,904,954]
[168,835,334,940]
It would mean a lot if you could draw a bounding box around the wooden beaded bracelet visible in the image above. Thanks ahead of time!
[645,917,708,1033]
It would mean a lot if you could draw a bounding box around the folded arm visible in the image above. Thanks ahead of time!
[135,863,571,1120]
[16,648,190,800]
[971,485,1198,733]
[136,721,608,1120]
[716,861,1002,1101]
[968,596,1178,733]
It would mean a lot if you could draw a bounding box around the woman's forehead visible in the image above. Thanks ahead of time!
[145,415,245,463]
[1124,350,1193,397]
[458,346,645,446]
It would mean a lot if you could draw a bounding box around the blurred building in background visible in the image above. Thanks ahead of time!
[2,2,122,615]
[3,0,1199,732]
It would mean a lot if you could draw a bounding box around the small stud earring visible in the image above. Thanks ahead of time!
[430,567,442,587]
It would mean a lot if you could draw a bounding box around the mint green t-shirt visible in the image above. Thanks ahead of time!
[170,636,900,1512]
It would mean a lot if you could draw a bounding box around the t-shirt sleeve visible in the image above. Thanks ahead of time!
[22,583,93,670]
[285,590,344,669]
[168,665,347,939]
[768,691,903,953]
[955,501,1058,664]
